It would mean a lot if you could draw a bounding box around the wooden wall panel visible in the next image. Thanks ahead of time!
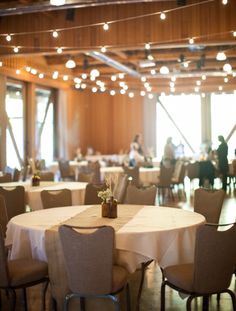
[0,1,235,55]
[64,90,144,158]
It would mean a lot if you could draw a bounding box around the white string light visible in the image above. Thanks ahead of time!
[52,31,59,38]
[103,23,109,31]
[160,12,166,20]
[6,34,11,42]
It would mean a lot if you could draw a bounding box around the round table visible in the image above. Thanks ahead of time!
[6,205,205,272]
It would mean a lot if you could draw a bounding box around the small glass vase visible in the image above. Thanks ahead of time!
[32,175,40,187]
[101,197,117,218]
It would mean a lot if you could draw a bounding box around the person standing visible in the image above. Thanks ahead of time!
[216,135,228,191]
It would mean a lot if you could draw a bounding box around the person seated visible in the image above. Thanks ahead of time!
[129,142,145,167]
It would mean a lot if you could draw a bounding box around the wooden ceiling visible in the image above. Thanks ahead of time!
[0,0,236,95]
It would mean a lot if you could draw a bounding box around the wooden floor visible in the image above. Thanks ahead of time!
[2,177,236,311]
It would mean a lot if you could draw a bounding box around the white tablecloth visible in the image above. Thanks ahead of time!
[48,161,88,175]
[6,205,205,273]
[100,166,160,186]
[0,181,87,210]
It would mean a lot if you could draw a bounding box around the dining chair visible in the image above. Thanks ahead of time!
[84,183,107,204]
[39,171,55,181]
[123,166,140,187]
[77,172,95,183]
[171,160,186,198]
[186,161,200,186]
[0,186,25,220]
[40,189,72,209]
[160,222,236,311]
[58,224,131,311]
[193,188,225,223]
[0,195,8,238]
[0,224,49,311]
[12,168,21,182]
[124,184,157,205]
[0,173,12,183]
[58,160,76,181]
[113,173,128,204]
[155,163,175,205]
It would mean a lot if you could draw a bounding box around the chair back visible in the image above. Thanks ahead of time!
[0,225,10,287]
[77,172,94,183]
[172,160,186,183]
[0,173,12,183]
[186,161,200,180]
[40,189,72,209]
[39,171,55,181]
[193,223,236,294]
[84,183,107,204]
[0,186,25,220]
[58,160,74,180]
[12,168,21,182]
[113,173,128,203]
[88,161,101,184]
[0,195,8,238]
[59,225,114,295]
[124,184,157,205]
[123,166,140,187]
[194,188,225,223]
[158,163,174,187]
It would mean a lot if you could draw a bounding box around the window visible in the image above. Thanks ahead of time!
[211,93,236,160]
[156,94,201,160]
[5,82,24,169]
[35,88,55,165]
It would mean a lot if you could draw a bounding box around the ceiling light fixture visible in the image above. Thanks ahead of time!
[216,51,226,61]
[6,34,11,42]
[223,63,232,73]
[65,59,76,69]
[50,0,66,6]
[160,12,166,20]
[160,65,169,74]
[103,23,109,31]
[52,30,59,38]
[189,38,194,44]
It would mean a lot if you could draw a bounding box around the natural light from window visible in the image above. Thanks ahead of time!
[156,94,201,161]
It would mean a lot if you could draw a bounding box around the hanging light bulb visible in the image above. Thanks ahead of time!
[13,47,19,53]
[57,47,63,54]
[90,69,100,78]
[216,51,226,61]
[189,38,194,44]
[65,59,76,69]
[160,65,169,74]
[52,31,59,38]
[223,63,232,73]
[6,34,12,42]
[50,0,66,6]
[160,12,166,20]
[101,46,107,53]
[103,23,109,31]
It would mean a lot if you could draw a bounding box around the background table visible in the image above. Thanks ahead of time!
[0,181,87,210]
[100,166,160,186]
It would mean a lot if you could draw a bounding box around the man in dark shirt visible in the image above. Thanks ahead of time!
[217,135,229,191]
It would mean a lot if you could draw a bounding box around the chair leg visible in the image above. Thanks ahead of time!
[160,281,166,311]
[50,296,57,311]
[23,288,28,311]
[202,295,209,311]
[109,294,120,311]
[80,297,86,311]
[186,295,194,311]
[42,280,49,310]
[9,288,16,311]
[136,261,153,311]
[64,295,71,311]
[226,289,236,311]
[126,283,131,311]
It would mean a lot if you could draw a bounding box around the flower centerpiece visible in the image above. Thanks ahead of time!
[98,174,118,218]
[31,172,40,186]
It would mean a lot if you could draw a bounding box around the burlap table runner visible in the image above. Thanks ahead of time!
[45,204,144,310]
